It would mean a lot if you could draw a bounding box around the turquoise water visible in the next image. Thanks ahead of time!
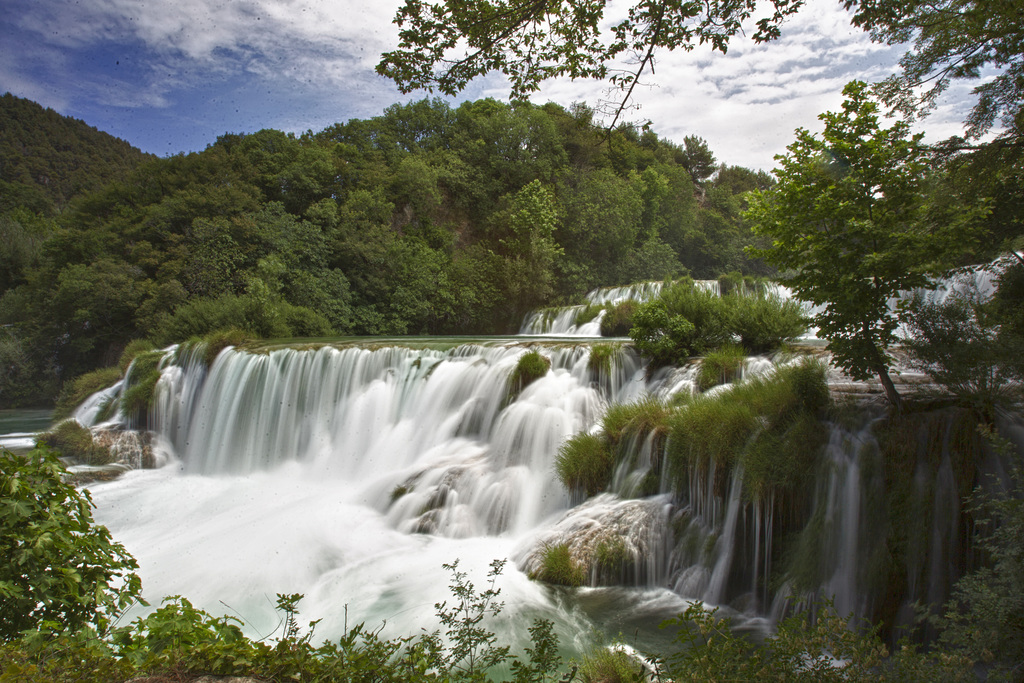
[0,409,51,451]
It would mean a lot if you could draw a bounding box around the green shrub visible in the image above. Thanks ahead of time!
[117,339,156,375]
[660,601,973,682]
[533,543,586,587]
[594,536,630,576]
[575,302,605,327]
[628,284,732,365]
[729,292,808,354]
[0,447,142,640]
[697,345,746,391]
[600,300,638,336]
[587,342,618,375]
[901,291,1024,410]
[121,350,165,426]
[509,349,551,398]
[53,366,122,420]
[36,420,111,465]
[668,360,830,500]
[556,432,614,496]
[601,397,671,445]
[577,645,647,683]
[201,328,253,366]
[156,294,332,345]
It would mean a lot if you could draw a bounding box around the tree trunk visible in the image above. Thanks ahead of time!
[876,364,902,413]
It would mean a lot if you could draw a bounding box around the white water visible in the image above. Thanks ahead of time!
[87,340,744,648]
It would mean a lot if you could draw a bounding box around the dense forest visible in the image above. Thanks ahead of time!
[0,92,779,407]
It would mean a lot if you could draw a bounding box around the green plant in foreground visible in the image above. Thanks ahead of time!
[0,447,143,642]
[576,644,647,683]
[659,600,973,682]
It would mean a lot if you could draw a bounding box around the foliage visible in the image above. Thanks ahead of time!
[587,342,618,376]
[658,600,973,682]
[574,302,605,327]
[601,397,672,446]
[697,344,746,392]
[431,559,516,680]
[200,327,253,366]
[1,95,771,405]
[746,81,982,410]
[901,289,1024,410]
[52,366,121,420]
[0,447,142,641]
[120,350,164,427]
[509,349,552,399]
[36,420,110,466]
[600,301,638,337]
[848,0,1024,140]
[667,360,830,500]
[0,93,150,214]
[556,432,614,497]
[935,426,1024,679]
[532,544,587,588]
[576,644,647,683]
[729,292,808,354]
[378,0,803,126]
[628,283,731,366]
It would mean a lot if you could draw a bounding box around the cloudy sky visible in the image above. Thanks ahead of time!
[0,0,978,170]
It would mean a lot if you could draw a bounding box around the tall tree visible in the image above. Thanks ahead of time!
[745,81,983,411]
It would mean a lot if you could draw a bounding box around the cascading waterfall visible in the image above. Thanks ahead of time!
[519,280,723,336]
[68,331,1017,650]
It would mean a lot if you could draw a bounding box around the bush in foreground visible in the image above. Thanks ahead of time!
[0,447,142,642]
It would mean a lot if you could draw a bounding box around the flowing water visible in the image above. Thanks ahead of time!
[53,260,1021,653]
[82,340,726,651]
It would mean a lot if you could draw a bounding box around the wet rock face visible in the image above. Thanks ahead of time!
[515,494,673,587]
[93,428,157,469]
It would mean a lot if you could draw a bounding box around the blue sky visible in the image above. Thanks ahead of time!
[0,0,979,170]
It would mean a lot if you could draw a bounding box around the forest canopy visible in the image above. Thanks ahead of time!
[0,93,773,407]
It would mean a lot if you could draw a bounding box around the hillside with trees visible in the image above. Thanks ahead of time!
[0,95,774,407]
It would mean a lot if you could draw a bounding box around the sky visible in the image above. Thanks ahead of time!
[0,0,980,171]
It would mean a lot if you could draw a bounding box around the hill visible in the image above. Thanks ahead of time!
[0,92,152,215]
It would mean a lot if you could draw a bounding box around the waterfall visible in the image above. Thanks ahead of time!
[68,335,1018,649]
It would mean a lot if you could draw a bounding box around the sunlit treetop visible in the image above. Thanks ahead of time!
[378,0,1023,140]
[846,0,1024,139]
[376,0,805,127]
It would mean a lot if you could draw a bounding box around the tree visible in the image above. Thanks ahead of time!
[847,0,1024,139]
[377,0,805,127]
[745,81,981,411]
[0,447,143,640]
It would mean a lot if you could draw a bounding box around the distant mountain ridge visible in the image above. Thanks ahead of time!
[0,92,152,214]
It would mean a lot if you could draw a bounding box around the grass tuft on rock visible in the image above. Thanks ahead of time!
[556,433,614,497]
[508,349,551,399]
[697,345,746,392]
[121,351,165,426]
[532,543,587,587]
[600,301,638,337]
[37,420,111,465]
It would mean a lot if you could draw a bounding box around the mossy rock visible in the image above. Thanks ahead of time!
[37,420,111,466]
[508,349,551,399]
[556,432,614,497]
[531,543,587,587]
